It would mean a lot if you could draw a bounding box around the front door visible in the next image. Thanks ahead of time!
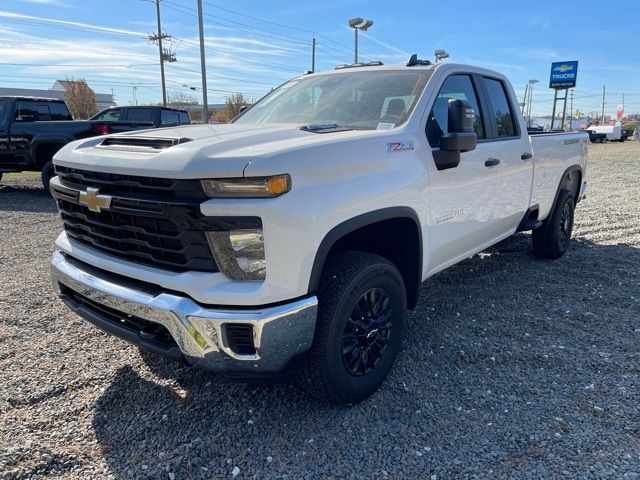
[424,73,503,273]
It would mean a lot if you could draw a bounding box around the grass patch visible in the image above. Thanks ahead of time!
[2,171,40,180]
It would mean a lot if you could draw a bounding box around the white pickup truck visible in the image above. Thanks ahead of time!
[50,57,588,404]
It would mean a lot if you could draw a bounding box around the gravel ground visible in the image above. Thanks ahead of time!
[1,142,639,479]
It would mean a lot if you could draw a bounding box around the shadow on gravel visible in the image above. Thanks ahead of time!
[0,183,56,213]
[91,234,640,478]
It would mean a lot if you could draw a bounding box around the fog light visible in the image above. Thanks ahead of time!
[206,228,266,281]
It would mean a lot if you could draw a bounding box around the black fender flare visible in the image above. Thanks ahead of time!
[307,206,423,305]
[549,165,583,216]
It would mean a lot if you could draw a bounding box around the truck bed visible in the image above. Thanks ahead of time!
[529,132,588,219]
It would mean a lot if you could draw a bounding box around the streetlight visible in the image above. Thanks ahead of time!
[526,79,539,127]
[434,49,449,63]
[348,17,373,63]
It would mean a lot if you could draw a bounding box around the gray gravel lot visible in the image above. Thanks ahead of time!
[1,142,639,479]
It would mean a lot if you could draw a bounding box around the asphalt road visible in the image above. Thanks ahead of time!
[1,142,639,479]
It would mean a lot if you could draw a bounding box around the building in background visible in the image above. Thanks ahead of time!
[0,81,115,112]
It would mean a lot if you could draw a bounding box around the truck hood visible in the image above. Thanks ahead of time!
[53,123,376,178]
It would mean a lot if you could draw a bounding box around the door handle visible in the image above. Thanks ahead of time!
[485,158,500,167]
[521,152,533,160]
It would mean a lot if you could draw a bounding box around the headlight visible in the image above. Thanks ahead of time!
[201,174,291,198]
[206,224,266,281]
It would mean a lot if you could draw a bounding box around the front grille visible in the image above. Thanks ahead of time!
[55,166,205,200]
[53,167,218,272]
[61,285,177,348]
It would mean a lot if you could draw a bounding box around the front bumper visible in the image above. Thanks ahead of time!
[50,251,318,373]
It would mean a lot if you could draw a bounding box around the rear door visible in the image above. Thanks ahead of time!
[425,73,503,272]
[478,76,533,231]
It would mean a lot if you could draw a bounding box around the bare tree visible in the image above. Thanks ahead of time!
[64,78,98,119]
[167,90,198,107]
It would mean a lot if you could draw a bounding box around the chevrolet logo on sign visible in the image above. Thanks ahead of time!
[553,64,574,73]
[78,187,112,213]
[549,60,578,89]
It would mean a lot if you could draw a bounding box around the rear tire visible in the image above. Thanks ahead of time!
[532,189,575,259]
[41,161,54,191]
[296,252,407,405]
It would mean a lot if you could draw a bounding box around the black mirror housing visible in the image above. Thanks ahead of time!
[433,99,478,171]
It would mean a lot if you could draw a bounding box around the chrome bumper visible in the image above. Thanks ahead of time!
[50,251,318,373]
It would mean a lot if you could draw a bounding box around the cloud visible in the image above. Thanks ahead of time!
[0,10,144,37]
[17,0,70,6]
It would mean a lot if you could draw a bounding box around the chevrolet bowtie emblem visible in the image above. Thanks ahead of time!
[78,187,112,213]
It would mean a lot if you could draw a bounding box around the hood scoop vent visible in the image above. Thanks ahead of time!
[98,136,192,152]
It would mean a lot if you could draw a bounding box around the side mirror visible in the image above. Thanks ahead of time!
[239,105,248,114]
[433,99,478,171]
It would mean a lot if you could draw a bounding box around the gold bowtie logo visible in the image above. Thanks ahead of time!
[78,187,112,213]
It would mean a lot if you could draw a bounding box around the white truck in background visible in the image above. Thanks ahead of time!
[586,124,624,143]
[49,56,588,404]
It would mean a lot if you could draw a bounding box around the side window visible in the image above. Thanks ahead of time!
[49,102,72,120]
[94,109,122,121]
[161,109,180,125]
[14,102,50,121]
[126,108,154,121]
[483,78,517,138]
[426,75,485,147]
[178,112,190,124]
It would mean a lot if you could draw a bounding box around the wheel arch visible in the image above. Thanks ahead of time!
[554,165,583,208]
[308,207,423,310]
[33,139,70,169]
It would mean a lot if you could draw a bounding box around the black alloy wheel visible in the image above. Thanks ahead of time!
[342,287,394,376]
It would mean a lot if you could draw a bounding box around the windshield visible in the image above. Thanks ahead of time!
[235,70,431,130]
[0,100,6,124]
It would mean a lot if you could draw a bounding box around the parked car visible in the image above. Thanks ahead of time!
[90,105,191,128]
[0,96,154,189]
[49,58,588,404]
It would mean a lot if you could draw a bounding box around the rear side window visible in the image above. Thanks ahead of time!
[483,78,517,138]
[94,109,122,121]
[426,74,485,148]
[161,109,180,125]
[178,111,190,124]
[126,108,154,121]
[49,102,72,120]
[14,101,50,121]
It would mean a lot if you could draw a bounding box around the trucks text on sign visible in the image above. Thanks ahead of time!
[549,61,579,89]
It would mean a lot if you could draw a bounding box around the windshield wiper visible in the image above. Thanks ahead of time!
[299,123,354,134]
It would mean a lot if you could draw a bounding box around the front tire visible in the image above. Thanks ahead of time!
[41,161,54,191]
[532,189,575,259]
[296,252,407,405]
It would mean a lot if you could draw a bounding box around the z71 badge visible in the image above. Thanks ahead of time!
[387,141,415,153]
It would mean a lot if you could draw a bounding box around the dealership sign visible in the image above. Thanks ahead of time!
[549,61,578,89]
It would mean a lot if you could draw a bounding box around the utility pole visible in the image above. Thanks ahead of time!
[568,89,574,131]
[197,0,208,123]
[149,0,176,106]
[521,82,529,115]
[601,85,606,125]
[311,35,316,73]
[155,0,166,106]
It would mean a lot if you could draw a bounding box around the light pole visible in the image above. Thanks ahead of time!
[526,79,538,127]
[348,18,373,63]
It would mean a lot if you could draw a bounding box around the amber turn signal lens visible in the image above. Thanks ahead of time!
[266,175,290,196]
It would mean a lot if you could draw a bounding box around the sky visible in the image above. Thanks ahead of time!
[1,0,638,118]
